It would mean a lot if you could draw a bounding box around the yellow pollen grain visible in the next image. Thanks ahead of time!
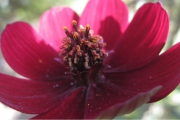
[64,44,70,49]
[38,59,43,63]
[73,32,79,38]
[76,45,81,51]
[86,24,90,30]
[84,40,89,44]
[72,20,77,25]
[96,94,100,96]
[88,103,90,106]
[63,26,68,31]
[92,39,97,43]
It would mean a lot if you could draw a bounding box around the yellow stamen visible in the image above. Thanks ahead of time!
[63,26,68,31]
[72,20,77,25]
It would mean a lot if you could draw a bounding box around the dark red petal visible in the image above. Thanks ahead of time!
[1,22,66,80]
[106,3,169,71]
[79,0,128,51]
[0,73,76,114]
[83,81,161,119]
[96,86,161,119]
[39,7,79,51]
[105,42,180,102]
[32,87,86,119]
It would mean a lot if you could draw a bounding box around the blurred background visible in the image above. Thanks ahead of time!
[0,0,180,119]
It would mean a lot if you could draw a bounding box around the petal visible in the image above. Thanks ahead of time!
[106,3,169,71]
[83,81,161,119]
[1,22,67,80]
[79,0,128,51]
[0,73,76,114]
[39,7,79,51]
[105,42,180,102]
[32,87,86,119]
[96,86,161,119]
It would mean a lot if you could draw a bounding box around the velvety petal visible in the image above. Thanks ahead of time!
[0,73,76,114]
[32,87,86,119]
[79,0,128,51]
[106,3,169,71]
[1,22,67,80]
[83,81,161,119]
[96,86,161,119]
[39,7,79,51]
[105,42,180,102]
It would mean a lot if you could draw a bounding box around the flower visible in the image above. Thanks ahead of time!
[0,0,179,119]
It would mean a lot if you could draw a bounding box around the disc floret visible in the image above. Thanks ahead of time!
[60,20,108,73]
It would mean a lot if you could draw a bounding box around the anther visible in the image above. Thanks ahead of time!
[76,45,81,51]
[86,24,90,31]
[87,42,92,48]
[73,32,80,44]
[62,44,69,49]
[63,26,71,37]
[72,20,78,32]
[63,26,68,31]
[85,24,90,38]
[73,32,79,38]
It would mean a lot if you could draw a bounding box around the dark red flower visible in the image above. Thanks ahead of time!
[0,0,179,119]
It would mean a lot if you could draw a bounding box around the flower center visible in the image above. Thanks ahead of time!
[60,20,108,86]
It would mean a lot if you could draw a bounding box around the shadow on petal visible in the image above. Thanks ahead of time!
[98,16,121,51]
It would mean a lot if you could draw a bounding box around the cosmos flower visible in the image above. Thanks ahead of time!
[0,0,180,119]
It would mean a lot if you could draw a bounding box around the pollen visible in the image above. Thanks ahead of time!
[38,59,43,63]
[72,20,77,25]
[96,94,100,96]
[60,20,108,72]
[63,26,68,31]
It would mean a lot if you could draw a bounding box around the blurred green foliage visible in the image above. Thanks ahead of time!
[0,0,74,31]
